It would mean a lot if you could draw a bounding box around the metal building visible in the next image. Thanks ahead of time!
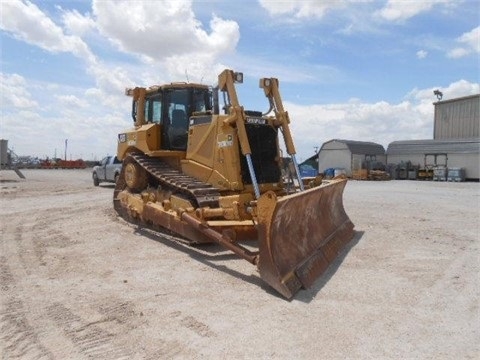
[387,138,480,180]
[385,94,480,180]
[434,94,479,139]
[317,139,386,177]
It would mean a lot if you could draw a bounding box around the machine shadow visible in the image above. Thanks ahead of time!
[133,224,364,301]
[100,184,116,189]
[133,226,265,289]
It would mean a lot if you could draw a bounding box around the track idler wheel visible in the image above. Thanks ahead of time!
[124,162,148,192]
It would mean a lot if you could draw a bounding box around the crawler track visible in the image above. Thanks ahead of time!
[114,153,220,210]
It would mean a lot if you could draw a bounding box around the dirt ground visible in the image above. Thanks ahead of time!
[1,169,478,359]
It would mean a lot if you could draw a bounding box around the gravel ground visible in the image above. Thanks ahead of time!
[1,169,479,359]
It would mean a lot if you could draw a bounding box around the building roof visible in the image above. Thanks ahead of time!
[433,93,480,106]
[300,153,319,167]
[321,139,386,155]
[387,137,480,155]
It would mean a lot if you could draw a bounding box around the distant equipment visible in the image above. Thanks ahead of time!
[434,89,443,101]
[0,139,25,179]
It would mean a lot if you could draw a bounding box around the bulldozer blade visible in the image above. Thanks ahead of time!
[256,179,354,299]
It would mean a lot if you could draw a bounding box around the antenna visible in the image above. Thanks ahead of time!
[200,70,207,84]
[185,69,189,83]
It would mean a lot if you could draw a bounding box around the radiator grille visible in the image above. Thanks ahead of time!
[240,123,281,185]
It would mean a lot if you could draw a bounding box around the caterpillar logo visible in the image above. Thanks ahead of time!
[246,117,266,125]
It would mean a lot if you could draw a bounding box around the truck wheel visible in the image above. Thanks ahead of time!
[124,162,147,192]
[114,173,119,184]
[93,172,99,186]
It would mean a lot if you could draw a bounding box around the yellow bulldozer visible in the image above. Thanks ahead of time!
[114,69,354,298]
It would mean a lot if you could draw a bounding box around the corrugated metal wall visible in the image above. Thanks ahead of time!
[434,94,479,139]
[387,153,479,179]
[387,138,480,155]
[386,138,480,179]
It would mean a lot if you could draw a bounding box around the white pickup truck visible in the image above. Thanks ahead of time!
[92,155,122,186]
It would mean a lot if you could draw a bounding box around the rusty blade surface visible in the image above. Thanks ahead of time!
[256,179,355,299]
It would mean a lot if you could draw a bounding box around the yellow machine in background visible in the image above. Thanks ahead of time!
[114,69,354,298]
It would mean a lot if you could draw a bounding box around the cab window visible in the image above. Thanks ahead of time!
[146,94,163,124]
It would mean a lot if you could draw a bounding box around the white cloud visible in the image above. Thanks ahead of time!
[258,0,361,19]
[285,99,430,155]
[375,0,456,22]
[376,0,434,22]
[0,0,95,62]
[258,0,297,16]
[1,74,129,159]
[0,0,133,113]
[92,1,239,66]
[61,9,96,36]
[0,73,38,109]
[416,50,428,59]
[86,63,134,105]
[407,79,480,102]
[447,47,469,59]
[258,0,458,24]
[55,94,88,108]
[447,26,480,58]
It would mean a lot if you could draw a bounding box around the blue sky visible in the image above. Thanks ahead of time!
[1,0,479,161]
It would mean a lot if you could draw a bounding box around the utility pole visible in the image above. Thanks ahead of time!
[64,139,68,161]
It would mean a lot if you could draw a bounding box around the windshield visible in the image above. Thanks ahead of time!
[192,88,211,113]
[164,87,211,150]
[167,88,211,118]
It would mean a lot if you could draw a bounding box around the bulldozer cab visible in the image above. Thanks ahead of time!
[130,85,213,151]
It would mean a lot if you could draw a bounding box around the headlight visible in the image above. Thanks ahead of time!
[234,72,243,83]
